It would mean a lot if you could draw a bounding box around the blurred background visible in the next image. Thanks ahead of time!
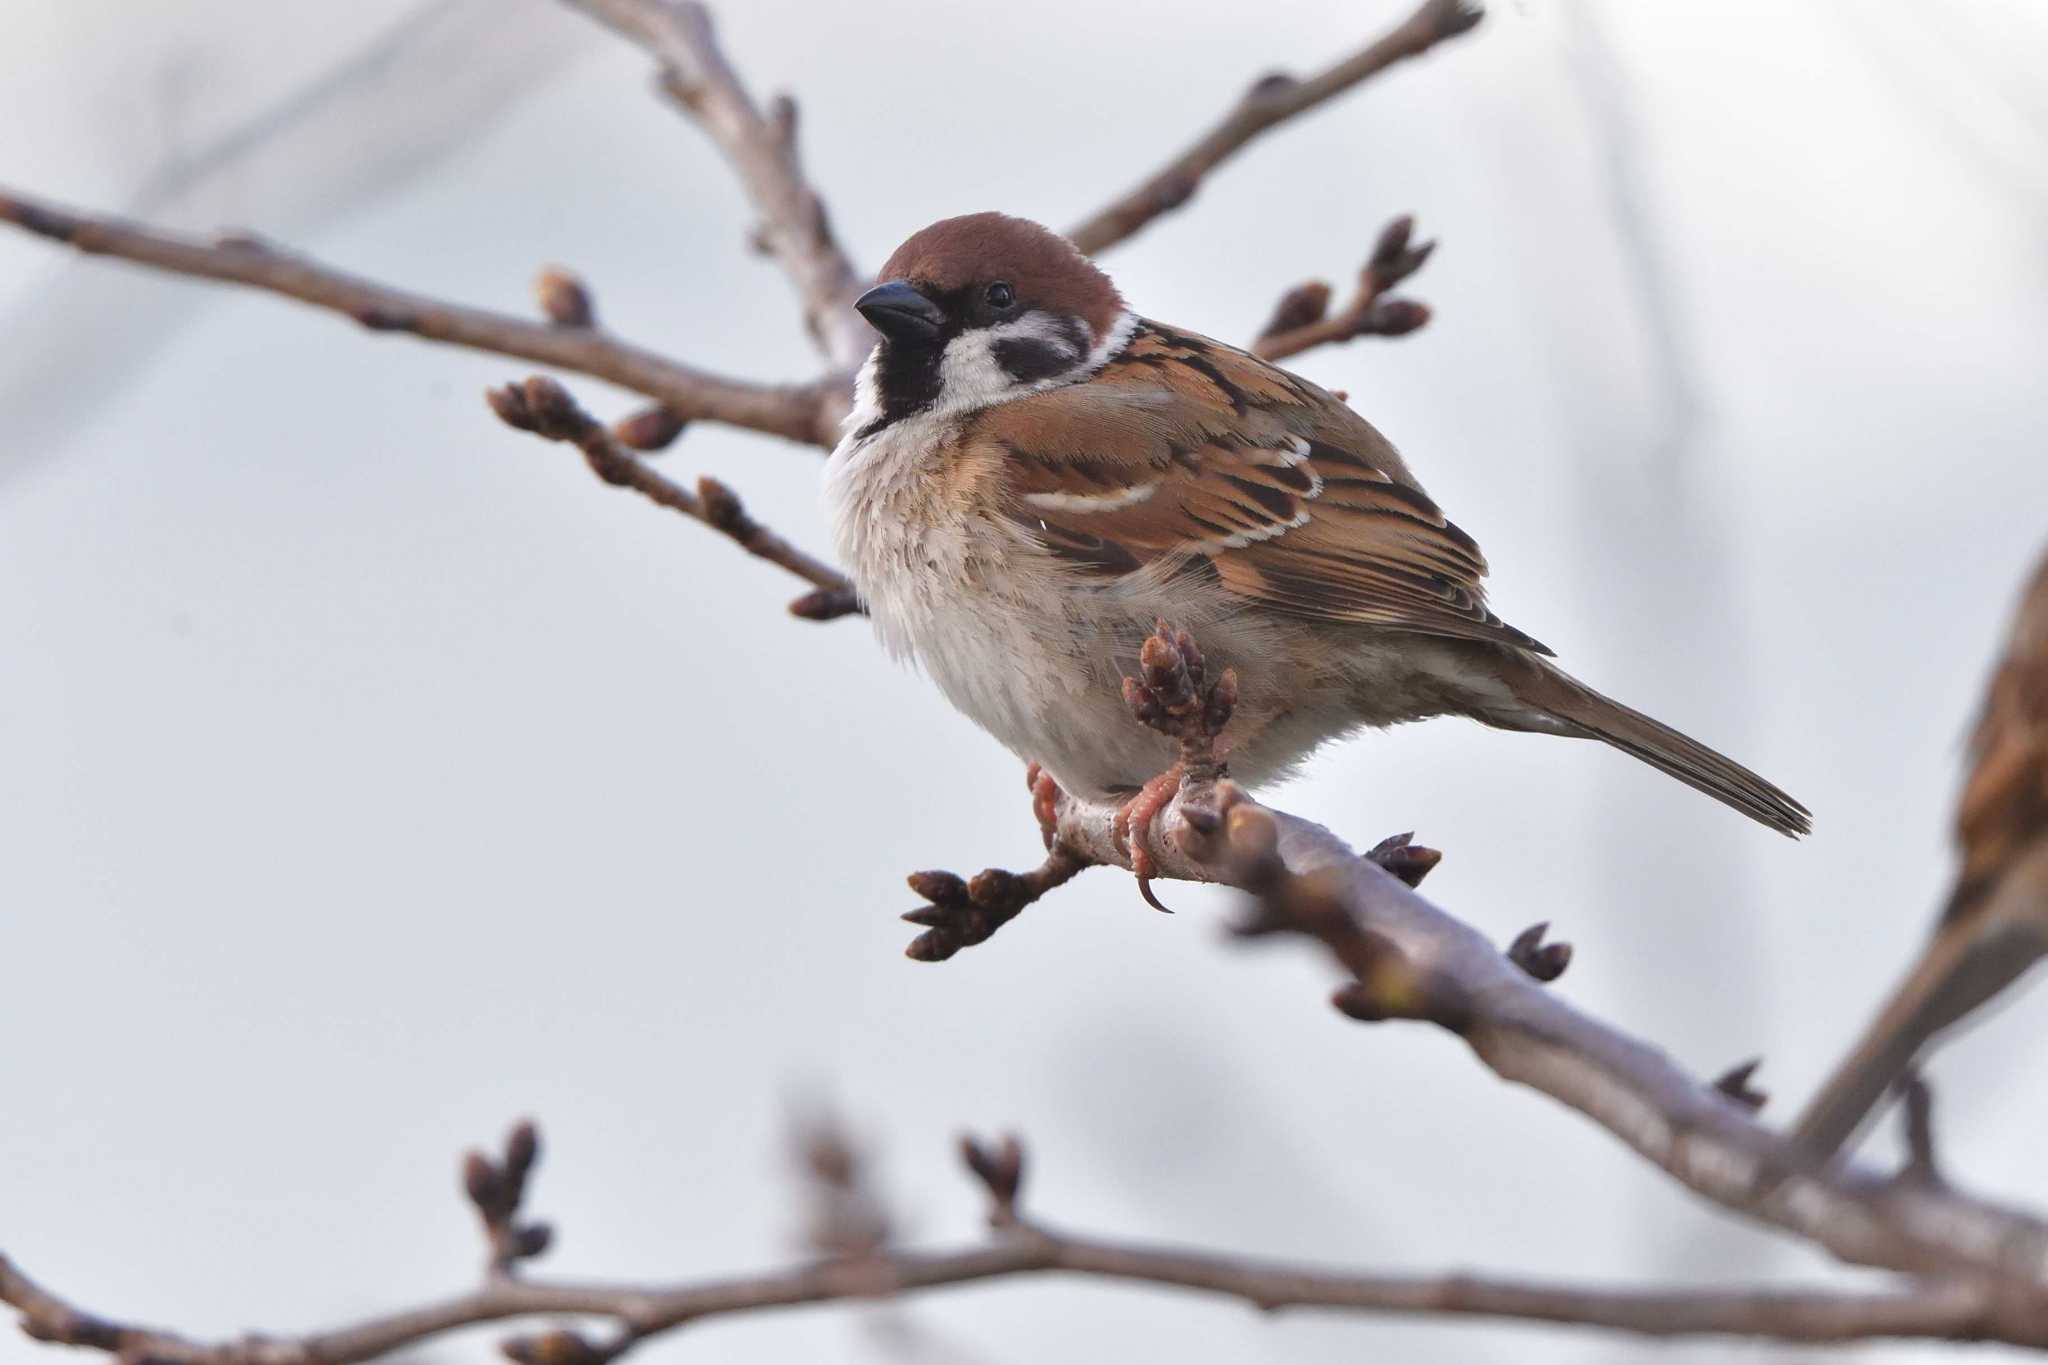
[3,1,2046,1361]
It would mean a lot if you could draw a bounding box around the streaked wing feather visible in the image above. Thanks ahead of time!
[978,321,1549,654]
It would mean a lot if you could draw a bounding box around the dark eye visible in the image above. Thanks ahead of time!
[984,281,1016,311]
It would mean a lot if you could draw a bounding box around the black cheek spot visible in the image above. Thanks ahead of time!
[992,337,1074,383]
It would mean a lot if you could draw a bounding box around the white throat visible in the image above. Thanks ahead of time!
[821,308,1139,648]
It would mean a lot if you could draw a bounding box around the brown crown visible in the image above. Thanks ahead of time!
[876,212,1125,340]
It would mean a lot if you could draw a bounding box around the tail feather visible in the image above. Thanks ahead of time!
[1792,920,2041,1160]
[1504,661,1812,838]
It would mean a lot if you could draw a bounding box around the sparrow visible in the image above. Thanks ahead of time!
[1793,548,2048,1161]
[824,212,1810,866]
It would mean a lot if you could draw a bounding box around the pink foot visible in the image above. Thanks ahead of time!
[1112,761,1185,912]
[1025,762,1062,851]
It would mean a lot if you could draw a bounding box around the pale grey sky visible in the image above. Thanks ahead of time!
[4,2,2047,1362]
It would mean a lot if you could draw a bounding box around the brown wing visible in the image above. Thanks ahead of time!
[971,319,1550,654]
[1946,550,2048,925]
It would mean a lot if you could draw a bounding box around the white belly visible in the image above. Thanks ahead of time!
[822,371,1478,798]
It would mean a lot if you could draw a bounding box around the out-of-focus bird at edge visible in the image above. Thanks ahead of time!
[824,213,1811,875]
[1793,548,2048,1161]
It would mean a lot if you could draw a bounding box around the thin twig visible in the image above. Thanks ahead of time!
[0,190,844,448]
[561,0,871,369]
[1066,0,1484,255]
[486,376,859,617]
[1252,214,1439,360]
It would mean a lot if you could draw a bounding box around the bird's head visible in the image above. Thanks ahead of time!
[851,213,1131,430]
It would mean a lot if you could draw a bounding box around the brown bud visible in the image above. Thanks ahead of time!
[1505,921,1571,981]
[612,405,688,451]
[486,384,537,432]
[1366,833,1443,888]
[534,266,595,328]
[1260,281,1333,339]
[907,870,968,905]
[1426,0,1485,40]
[499,376,590,441]
[512,1221,554,1260]
[1245,70,1300,102]
[504,1119,540,1183]
[787,586,860,620]
[695,476,751,535]
[967,867,1017,906]
[904,930,958,962]
[502,1328,599,1365]
[1367,299,1431,336]
[1712,1058,1768,1112]
[1370,216,1415,271]
[462,1152,502,1214]
[959,1133,1026,1218]
[803,1126,857,1187]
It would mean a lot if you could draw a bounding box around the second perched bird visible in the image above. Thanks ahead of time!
[1792,550,2048,1161]
[825,213,1809,846]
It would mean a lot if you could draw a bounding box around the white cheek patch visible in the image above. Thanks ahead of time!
[937,311,1088,407]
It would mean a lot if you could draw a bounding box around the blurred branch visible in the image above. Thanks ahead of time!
[1066,0,1484,255]
[486,375,859,619]
[1252,214,1438,360]
[560,0,871,371]
[0,189,844,448]
[6,1121,2040,1363]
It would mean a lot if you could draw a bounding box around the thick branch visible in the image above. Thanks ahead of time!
[487,376,859,618]
[0,189,843,448]
[1043,778,2048,1310]
[1066,0,1484,255]
[563,0,871,370]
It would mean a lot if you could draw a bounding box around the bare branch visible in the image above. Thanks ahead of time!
[1066,0,1484,256]
[1035,770,2048,1295]
[562,0,871,370]
[486,376,859,617]
[0,189,844,448]
[5,1124,2041,1361]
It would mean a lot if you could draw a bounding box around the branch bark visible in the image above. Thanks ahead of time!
[1036,777,2048,1315]
[0,190,843,448]
[486,375,859,618]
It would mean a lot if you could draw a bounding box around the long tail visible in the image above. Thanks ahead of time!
[1792,917,2041,1160]
[1502,659,1812,837]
